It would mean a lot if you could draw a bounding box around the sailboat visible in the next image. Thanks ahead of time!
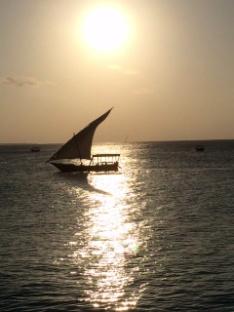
[48,108,120,172]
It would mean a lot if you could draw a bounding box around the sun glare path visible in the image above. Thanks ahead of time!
[69,172,145,310]
[81,6,130,53]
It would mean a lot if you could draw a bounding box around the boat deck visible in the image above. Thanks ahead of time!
[51,161,119,173]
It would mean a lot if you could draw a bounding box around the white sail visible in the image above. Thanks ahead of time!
[49,108,112,161]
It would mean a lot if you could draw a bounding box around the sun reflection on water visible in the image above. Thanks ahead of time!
[71,173,145,310]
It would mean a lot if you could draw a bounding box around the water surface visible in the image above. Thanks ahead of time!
[0,141,234,311]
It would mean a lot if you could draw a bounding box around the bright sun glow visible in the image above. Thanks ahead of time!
[82,6,130,53]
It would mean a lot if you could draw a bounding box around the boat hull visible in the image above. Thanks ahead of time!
[50,162,119,173]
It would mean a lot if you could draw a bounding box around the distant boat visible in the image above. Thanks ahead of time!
[195,145,205,152]
[30,146,40,152]
[48,108,120,172]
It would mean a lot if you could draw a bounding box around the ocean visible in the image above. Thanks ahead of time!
[0,141,234,311]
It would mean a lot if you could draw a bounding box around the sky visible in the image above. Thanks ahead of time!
[0,0,234,143]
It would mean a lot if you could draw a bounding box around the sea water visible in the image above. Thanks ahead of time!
[0,141,234,311]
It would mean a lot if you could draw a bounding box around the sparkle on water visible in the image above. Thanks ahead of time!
[69,172,144,310]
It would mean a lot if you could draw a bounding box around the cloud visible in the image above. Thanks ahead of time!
[0,75,53,87]
[108,64,139,76]
[108,64,155,96]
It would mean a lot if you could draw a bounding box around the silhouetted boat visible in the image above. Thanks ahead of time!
[48,108,120,172]
[30,146,40,152]
[195,145,205,152]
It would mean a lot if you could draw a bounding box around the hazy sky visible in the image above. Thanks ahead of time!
[0,0,234,143]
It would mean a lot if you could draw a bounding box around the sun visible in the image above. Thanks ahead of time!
[81,6,130,53]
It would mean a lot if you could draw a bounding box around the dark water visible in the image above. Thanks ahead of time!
[0,141,234,311]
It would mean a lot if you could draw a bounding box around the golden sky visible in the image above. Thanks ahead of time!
[0,0,234,143]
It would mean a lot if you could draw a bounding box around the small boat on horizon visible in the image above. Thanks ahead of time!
[195,145,205,152]
[48,108,120,173]
[30,146,40,152]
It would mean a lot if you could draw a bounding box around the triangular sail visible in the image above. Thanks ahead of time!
[49,108,112,162]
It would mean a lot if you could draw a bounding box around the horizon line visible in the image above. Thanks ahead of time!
[1,138,234,145]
